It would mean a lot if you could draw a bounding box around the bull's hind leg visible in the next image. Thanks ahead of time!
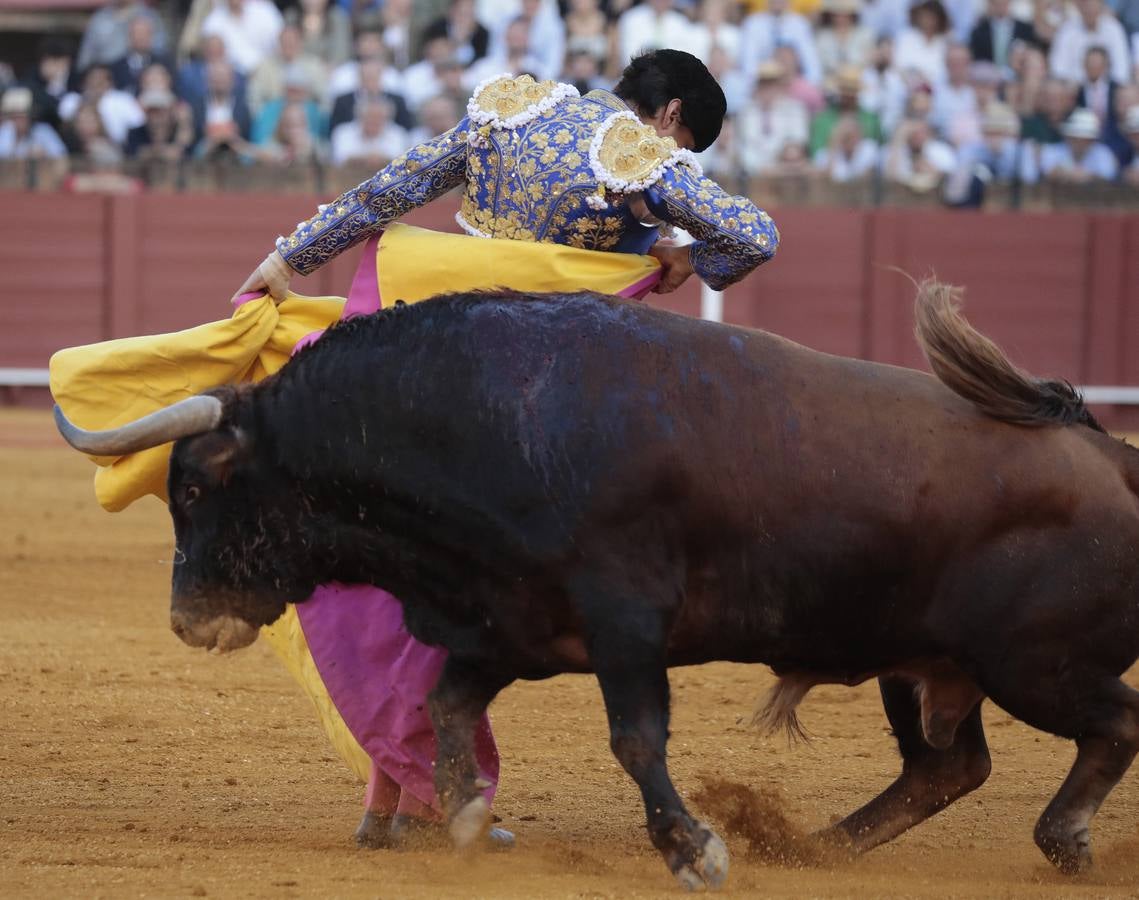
[427,658,512,848]
[588,615,729,890]
[819,674,991,853]
[987,673,1139,874]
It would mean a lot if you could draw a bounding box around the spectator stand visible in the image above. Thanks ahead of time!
[2,0,1139,415]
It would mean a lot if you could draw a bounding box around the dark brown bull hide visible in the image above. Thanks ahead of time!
[55,283,1139,890]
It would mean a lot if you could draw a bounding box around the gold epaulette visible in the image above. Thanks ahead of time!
[594,115,679,187]
[585,111,701,207]
[466,74,580,133]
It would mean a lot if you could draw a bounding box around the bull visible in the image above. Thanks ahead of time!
[56,284,1139,891]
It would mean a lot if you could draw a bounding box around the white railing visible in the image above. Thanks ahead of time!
[1080,386,1139,405]
[2,367,1137,406]
[0,368,50,387]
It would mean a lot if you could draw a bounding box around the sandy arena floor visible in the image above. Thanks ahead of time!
[2,407,1138,899]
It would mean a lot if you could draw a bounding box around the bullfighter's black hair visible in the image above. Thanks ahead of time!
[613,50,727,153]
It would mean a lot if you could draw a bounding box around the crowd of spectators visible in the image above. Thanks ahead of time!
[3,0,1139,204]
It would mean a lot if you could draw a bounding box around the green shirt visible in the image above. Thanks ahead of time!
[810,107,883,157]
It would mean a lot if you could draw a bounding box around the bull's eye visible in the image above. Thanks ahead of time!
[185,485,201,505]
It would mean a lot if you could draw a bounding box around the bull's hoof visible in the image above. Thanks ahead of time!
[1035,822,1092,875]
[673,826,729,891]
[354,811,395,849]
[450,796,492,849]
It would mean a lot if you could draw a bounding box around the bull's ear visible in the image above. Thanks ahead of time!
[184,427,250,487]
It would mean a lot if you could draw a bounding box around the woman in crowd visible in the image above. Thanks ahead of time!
[895,0,952,85]
[815,0,874,80]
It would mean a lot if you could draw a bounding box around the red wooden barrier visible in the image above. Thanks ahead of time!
[1,192,1135,426]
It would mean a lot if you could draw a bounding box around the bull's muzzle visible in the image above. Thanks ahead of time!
[170,607,260,653]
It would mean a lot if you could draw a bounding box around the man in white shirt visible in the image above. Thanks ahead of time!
[1049,0,1130,84]
[739,0,824,85]
[400,36,454,111]
[58,64,144,146]
[330,98,411,166]
[861,36,909,136]
[884,116,958,188]
[943,60,1003,146]
[735,60,810,174]
[200,0,284,77]
[814,114,880,181]
[328,29,404,102]
[932,44,977,140]
[0,87,67,159]
[617,0,701,66]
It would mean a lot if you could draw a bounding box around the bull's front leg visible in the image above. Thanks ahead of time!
[590,624,729,890]
[428,657,512,847]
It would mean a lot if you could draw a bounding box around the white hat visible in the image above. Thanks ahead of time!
[1061,107,1101,139]
[139,88,174,109]
[756,59,786,82]
[1,87,33,115]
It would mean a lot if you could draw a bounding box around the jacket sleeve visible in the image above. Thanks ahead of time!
[643,162,780,291]
[276,117,470,275]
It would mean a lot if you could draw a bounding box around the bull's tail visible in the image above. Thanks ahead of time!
[752,675,814,743]
[913,279,1105,434]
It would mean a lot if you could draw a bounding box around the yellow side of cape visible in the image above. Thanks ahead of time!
[377,223,659,304]
[49,294,345,510]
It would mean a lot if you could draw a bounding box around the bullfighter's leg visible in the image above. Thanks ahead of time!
[355,760,402,848]
[355,762,442,848]
[590,633,729,889]
[985,672,1139,874]
[428,657,512,849]
[818,674,991,853]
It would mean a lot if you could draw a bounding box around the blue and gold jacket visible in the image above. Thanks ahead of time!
[277,75,779,290]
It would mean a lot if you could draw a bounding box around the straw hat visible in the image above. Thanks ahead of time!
[1,86,32,115]
[835,65,863,94]
[756,59,786,82]
[1061,107,1101,139]
[139,88,174,109]
[980,102,1020,136]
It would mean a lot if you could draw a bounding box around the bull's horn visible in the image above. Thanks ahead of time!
[54,395,225,456]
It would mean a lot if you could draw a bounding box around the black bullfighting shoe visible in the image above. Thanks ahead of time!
[354,811,395,849]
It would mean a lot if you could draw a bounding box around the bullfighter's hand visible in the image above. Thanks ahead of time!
[649,243,695,294]
[232,250,294,304]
